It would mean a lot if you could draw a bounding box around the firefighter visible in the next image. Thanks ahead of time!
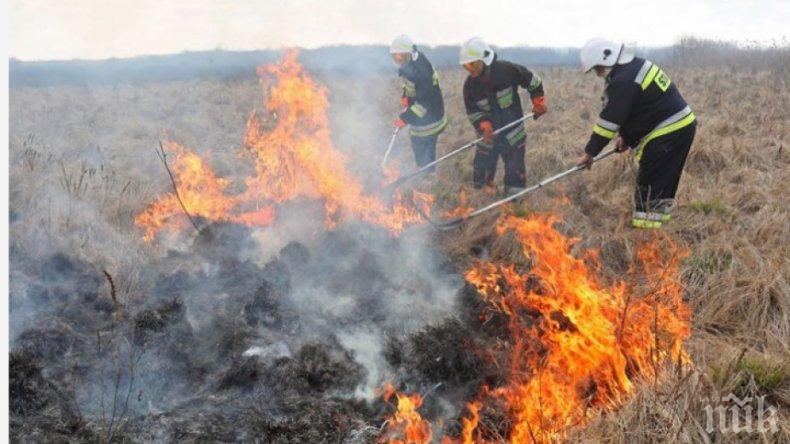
[460,37,547,193]
[577,38,697,229]
[390,35,447,170]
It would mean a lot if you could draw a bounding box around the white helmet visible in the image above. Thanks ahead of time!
[459,37,495,66]
[390,34,416,55]
[580,38,636,73]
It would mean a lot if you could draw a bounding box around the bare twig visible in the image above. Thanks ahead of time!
[103,270,117,306]
[155,140,200,233]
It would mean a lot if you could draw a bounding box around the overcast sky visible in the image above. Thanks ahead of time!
[9,0,790,61]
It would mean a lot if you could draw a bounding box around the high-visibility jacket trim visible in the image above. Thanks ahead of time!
[596,118,620,132]
[640,65,660,90]
[403,79,417,97]
[528,73,543,92]
[634,60,654,85]
[635,106,695,161]
[593,124,616,139]
[632,218,663,229]
[410,115,448,137]
[634,211,671,222]
[410,103,428,118]
[505,125,526,146]
[468,111,487,126]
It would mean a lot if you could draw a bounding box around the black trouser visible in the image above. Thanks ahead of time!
[635,121,696,212]
[410,134,438,172]
[473,138,526,189]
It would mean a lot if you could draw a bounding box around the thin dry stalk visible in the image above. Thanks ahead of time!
[155,140,200,233]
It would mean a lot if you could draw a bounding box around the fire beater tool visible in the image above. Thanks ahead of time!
[418,148,617,230]
[380,127,401,168]
[383,113,535,193]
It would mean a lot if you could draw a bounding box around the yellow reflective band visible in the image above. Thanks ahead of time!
[593,124,616,139]
[505,126,526,146]
[635,112,696,161]
[402,78,416,97]
[410,103,427,118]
[467,112,487,124]
[528,74,542,91]
[410,115,448,137]
[641,65,660,90]
[496,90,514,108]
[632,218,663,229]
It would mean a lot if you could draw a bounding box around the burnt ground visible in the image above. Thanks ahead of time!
[9,222,514,442]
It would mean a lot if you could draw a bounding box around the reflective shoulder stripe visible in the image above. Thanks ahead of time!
[410,115,448,137]
[596,117,620,132]
[593,124,616,139]
[640,65,660,90]
[635,106,695,161]
[634,60,654,85]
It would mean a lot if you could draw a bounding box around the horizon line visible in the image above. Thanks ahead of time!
[10,36,789,64]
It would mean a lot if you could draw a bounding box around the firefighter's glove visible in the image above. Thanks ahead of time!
[400,96,409,108]
[479,121,495,142]
[531,96,547,119]
[393,118,407,129]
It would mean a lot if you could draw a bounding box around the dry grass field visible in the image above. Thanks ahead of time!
[9,53,790,442]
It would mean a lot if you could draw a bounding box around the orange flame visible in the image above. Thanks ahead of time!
[134,141,275,241]
[464,214,691,442]
[460,401,481,444]
[443,186,474,219]
[380,383,433,444]
[136,51,426,241]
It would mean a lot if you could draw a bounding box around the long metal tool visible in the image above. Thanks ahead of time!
[422,148,617,230]
[380,127,401,168]
[384,113,534,191]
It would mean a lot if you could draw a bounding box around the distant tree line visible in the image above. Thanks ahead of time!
[10,37,788,87]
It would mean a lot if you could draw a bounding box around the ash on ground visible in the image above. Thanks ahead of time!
[9,221,509,442]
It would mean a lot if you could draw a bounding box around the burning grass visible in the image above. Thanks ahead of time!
[135,51,428,240]
[9,49,790,442]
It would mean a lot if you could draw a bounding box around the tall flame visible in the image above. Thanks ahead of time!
[136,51,427,240]
[464,214,691,442]
[380,383,433,444]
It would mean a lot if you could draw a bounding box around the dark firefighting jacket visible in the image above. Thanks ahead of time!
[398,51,447,137]
[463,55,544,148]
[584,57,695,161]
